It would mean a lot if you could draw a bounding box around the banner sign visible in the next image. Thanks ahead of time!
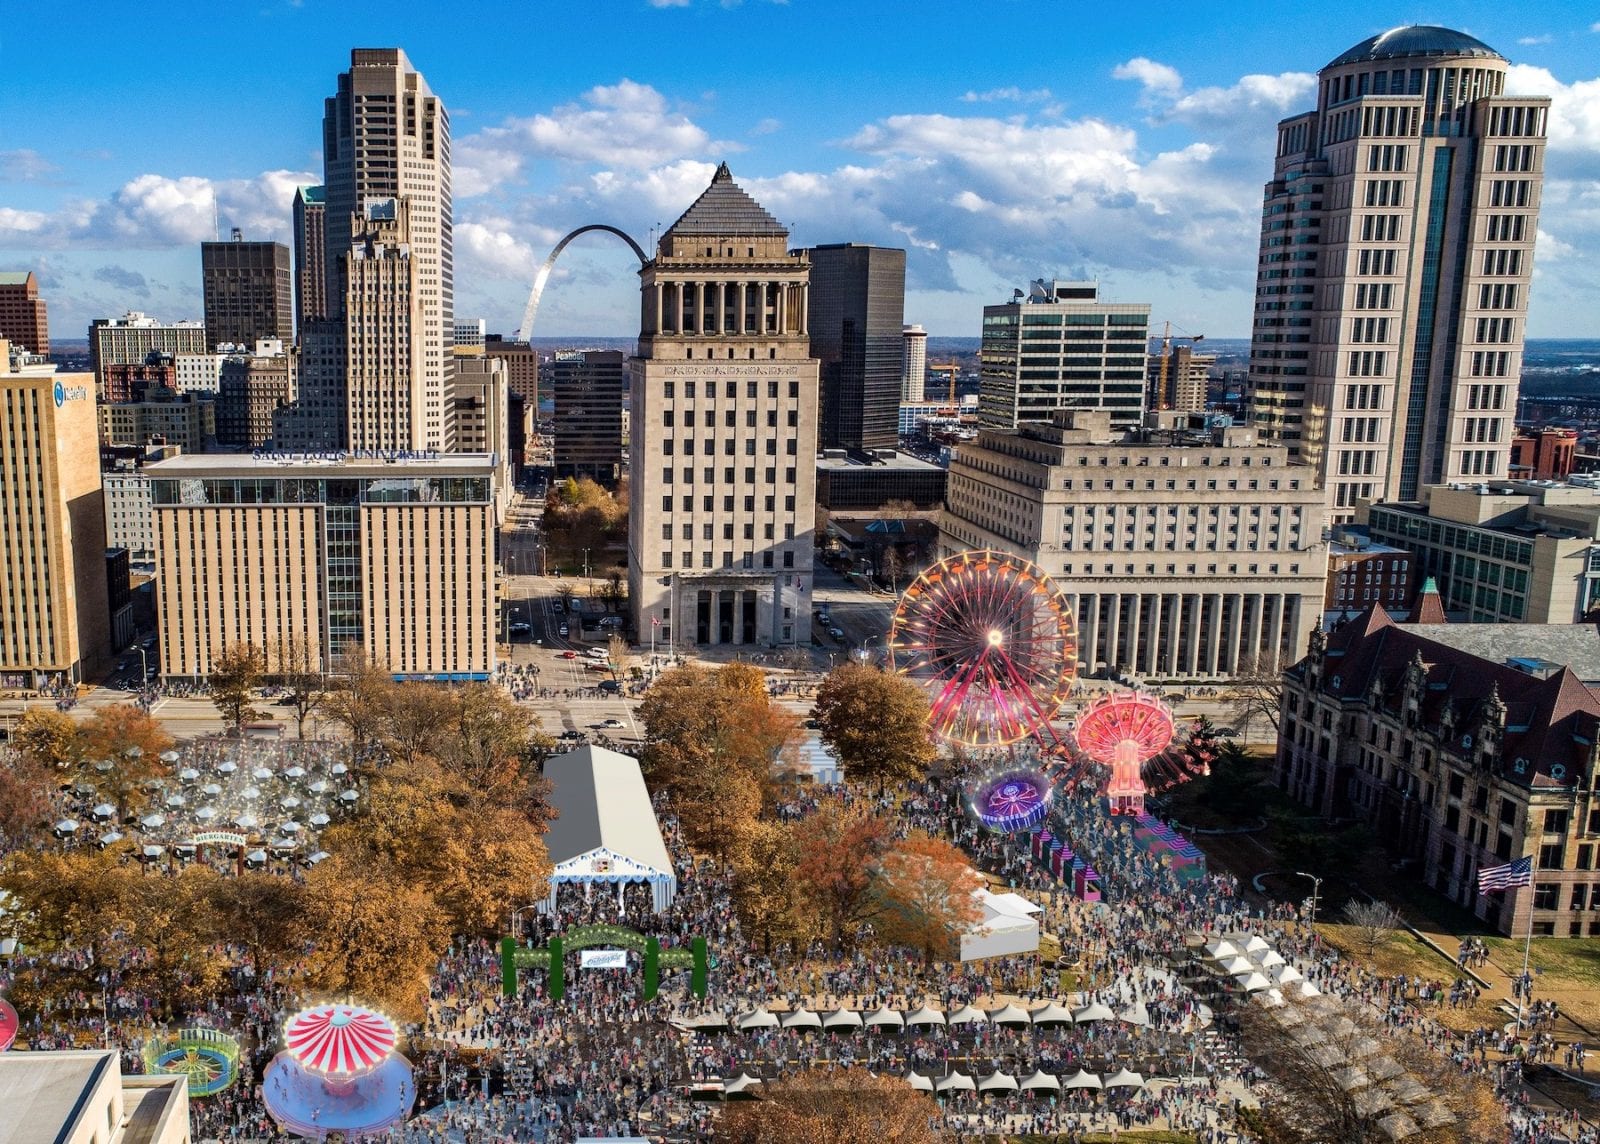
[580,949,628,970]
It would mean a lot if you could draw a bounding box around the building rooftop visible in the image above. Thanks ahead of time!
[816,450,943,473]
[1325,25,1503,69]
[542,745,674,876]
[662,163,786,239]
[296,185,325,204]
[145,452,497,480]
[0,271,34,287]
[0,1050,188,1144]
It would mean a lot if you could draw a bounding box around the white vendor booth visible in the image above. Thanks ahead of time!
[960,887,1042,961]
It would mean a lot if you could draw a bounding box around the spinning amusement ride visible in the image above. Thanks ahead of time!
[888,549,1209,825]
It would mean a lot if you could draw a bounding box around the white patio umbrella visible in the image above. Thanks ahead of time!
[304,851,330,866]
[1029,1001,1075,1026]
[140,844,165,861]
[780,1007,822,1029]
[1062,1069,1103,1090]
[53,819,80,836]
[93,759,114,773]
[1235,971,1273,993]
[202,783,222,796]
[234,813,259,829]
[309,780,330,794]
[309,813,331,828]
[331,763,348,776]
[278,821,302,834]
[240,787,261,801]
[735,1008,779,1031]
[91,804,116,821]
[178,768,200,781]
[988,1002,1031,1026]
[166,793,186,807]
[822,1009,863,1031]
[946,1004,988,1026]
[159,750,180,764]
[218,762,238,774]
[97,831,123,848]
[244,850,267,867]
[935,1072,975,1093]
[904,1071,935,1092]
[978,1072,1018,1093]
[905,1005,946,1027]
[139,813,165,830]
[1102,1068,1145,1089]
[281,795,302,809]
[1072,1002,1116,1023]
[339,790,359,803]
[252,767,273,781]
[268,838,297,851]
[285,766,307,779]
[194,807,217,822]
[1020,1070,1061,1093]
[864,1007,904,1028]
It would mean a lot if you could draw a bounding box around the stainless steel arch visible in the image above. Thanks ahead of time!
[516,224,649,340]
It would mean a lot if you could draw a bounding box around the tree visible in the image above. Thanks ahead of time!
[74,704,175,816]
[812,663,935,792]
[13,708,81,770]
[436,683,546,814]
[321,643,393,760]
[379,682,455,766]
[878,545,905,593]
[607,633,630,672]
[1224,652,1285,739]
[793,803,893,951]
[1196,740,1264,820]
[1341,899,1403,959]
[637,665,797,804]
[0,750,54,848]
[869,832,984,964]
[119,865,227,1017]
[270,634,327,739]
[728,819,809,956]
[295,852,449,1022]
[208,870,310,976]
[602,567,626,612]
[719,1070,941,1144]
[209,642,265,734]
[674,759,762,865]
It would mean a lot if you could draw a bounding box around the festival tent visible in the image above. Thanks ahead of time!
[1118,1001,1151,1027]
[960,888,1042,961]
[1028,1001,1075,1026]
[988,1003,1032,1026]
[1062,1070,1103,1090]
[946,1005,988,1026]
[935,1072,976,1093]
[1216,955,1255,976]
[905,1071,935,1092]
[1268,963,1303,984]
[1072,1002,1116,1023]
[735,1008,779,1031]
[540,746,677,913]
[1102,1068,1145,1089]
[722,1073,762,1099]
[1234,971,1273,993]
[1020,1070,1061,1092]
[1235,934,1271,954]
[1253,949,1287,968]
[978,1072,1019,1092]
[780,1008,822,1029]
[1203,938,1241,959]
[905,1006,946,1027]
[822,1009,863,1031]
[864,1007,905,1028]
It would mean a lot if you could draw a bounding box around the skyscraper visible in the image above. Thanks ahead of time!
[552,350,624,485]
[1245,26,1548,523]
[979,281,1150,431]
[628,164,818,648]
[89,313,207,398]
[342,198,426,451]
[0,271,48,356]
[902,323,927,402]
[200,233,292,349]
[807,243,905,453]
[321,48,452,451]
[292,185,327,334]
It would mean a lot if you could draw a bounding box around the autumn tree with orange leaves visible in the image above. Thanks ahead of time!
[719,1069,940,1143]
[870,832,985,964]
[792,803,894,951]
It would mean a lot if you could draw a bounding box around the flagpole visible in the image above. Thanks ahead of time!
[1517,879,1535,1035]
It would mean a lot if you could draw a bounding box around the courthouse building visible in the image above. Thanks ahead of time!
[150,452,497,681]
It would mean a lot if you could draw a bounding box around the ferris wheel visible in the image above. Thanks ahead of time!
[888,550,1078,748]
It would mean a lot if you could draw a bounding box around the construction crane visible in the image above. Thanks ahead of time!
[928,363,961,406]
[1153,322,1205,412]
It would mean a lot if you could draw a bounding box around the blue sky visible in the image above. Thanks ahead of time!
[3,0,1599,340]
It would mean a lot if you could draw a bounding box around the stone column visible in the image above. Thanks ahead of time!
[1106,594,1122,675]
[737,280,747,335]
[1246,593,1264,670]
[775,283,787,335]
[1204,594,1224,677]
[1080,594,1098,675]
[653,284,664,335]
[1149,594,1165,676]
[715,279,726,335]
[797,282,808,336]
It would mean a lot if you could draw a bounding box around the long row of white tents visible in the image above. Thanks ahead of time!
[906,1067,1152,1093]
[681,1000,1140,1032]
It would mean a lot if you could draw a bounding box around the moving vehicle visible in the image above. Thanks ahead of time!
[559,650,578,660]
[828,627,845,640]
[585,647,608,660]
[602,718,624,729]
[509,621,532,635]
[598,680,621,694]
[558,624,569,637]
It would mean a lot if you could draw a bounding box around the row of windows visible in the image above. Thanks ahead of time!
[661,380,800,400]
[659,547,796,569]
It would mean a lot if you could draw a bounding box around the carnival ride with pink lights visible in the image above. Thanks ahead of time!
[261,1003,416,1140]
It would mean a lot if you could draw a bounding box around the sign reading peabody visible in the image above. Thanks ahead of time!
[53,380,88,407]
[579,949,628,970]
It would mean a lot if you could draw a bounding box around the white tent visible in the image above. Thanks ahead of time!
[988,1002,1032,1026]
[780,1007,822,1029]
[947,1004,988,1026]
[1217,954,1255,975]
[1020,1070,1061,1092]
[1072,1002,1116,1023]
[905,1071,934,1092]
[1062,1069,1103,1090]
[864,1007,904,1028]
[1029,1001,1075,1026]
[1235,934,1271,954]
[1102,1068,1145,1089]
[540,745,677,913]
[822,1009,863,1031]
[978,1072,1018,1092]
[1118,1001,1151,1027]
[905,1005,946,1027]
[722,1073,762,1099]
[1268,963,1304,984]
[961,887,1042,961]
[1203,938,1241,959]
[1235,971,1273,993]
[935,1072,976,1093]
[735,1008,779,1030]
[685,1012,730,1030]
[1253,949,1287,968]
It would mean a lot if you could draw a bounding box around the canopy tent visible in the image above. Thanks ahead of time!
[1102,1068,1145,1089]
[1072,1002,1115,1023]
[735,1008,779,1031]
[1253,949,1287,968]
[1020,1070,1061,1092]
[905,1006,946,1027]
[961,888,1042,961]
[946,1005,988,1026]
[822,1009,863,1031]
[1118,1001,1151,1027]
[1268,963,1303,984]
[1216,955,1255,975]
[722,1073,762,1099]
[978,1072,1018,1092]
[905,1071,935,1092]
[1232,934,1271,954]
[1029,1001,1075,1026]
[1234,971,1273,993]
[935,1072,976,1093]
[1203,938,1241,959]
[780,1008,822,1029]
[988,1003,1032,1026]
[540,746,677,913]
[864,1007,904,1028]
[1062,1069,1103,1090]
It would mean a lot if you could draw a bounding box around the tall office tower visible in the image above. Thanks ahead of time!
[0,271,49,355]
[628,164,818,648]
[0,342,110,687]
[979,280,1150,431]
[89,313,207,398]
[1245,26,1548,524]
[551,350,624,485]
[902,323,927,402]
[447,354,512,508]
[200,233,292,349]
[217,339,297,449]
[807,243,905,453]
[322,48,452,450]
[484,336,540,401]
[292,186,327,335]
[341,198,425,452]
[271,322,345,449]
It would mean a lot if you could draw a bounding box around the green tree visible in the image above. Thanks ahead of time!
[812,663,935,792]
[209,642,265,734]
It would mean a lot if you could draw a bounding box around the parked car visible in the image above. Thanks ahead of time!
[828,627,845,640]
[585,647,608,660]
[560,650,578,659]
[602,718,624,729]
[558,624,569,637]
[509,621,532,635]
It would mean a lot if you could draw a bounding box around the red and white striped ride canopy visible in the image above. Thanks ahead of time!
[283,1003,397,1075]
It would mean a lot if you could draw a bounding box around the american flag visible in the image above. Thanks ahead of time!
[1477,855,1533,894]
[651,617,660,628]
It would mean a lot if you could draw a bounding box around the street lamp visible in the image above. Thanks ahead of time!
[1295,870,1324,930]
[510,903,540,941]
[582,548,592,600]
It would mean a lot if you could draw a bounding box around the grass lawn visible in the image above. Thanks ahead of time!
[1315,922,1503,1032]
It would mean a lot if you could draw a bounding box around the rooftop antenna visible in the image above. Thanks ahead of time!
[211,189,220,242]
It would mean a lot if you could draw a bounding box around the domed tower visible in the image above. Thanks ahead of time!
[1244,26,1549,525]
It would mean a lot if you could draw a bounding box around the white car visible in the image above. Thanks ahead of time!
[585,647,609,660]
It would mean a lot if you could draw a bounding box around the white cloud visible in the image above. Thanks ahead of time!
[960,87,1054,104]
[647,0,691,7]
[1518,34,1553,46]
[1505,65,1600,152]
[1536,228,1577,261]
[456,219,538,278]
[0,149,62,183]
[1112,58,1182,98]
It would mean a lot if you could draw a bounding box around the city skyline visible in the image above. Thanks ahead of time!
[3,2,1598,342]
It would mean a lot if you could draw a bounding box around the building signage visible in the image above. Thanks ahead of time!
[580,949,628,969]
[53,381,88,407]
[249,448,444,463]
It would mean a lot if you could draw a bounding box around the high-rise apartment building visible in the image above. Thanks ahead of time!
[447,354,511,510]
[99,386,216,454]
[321,48,452,450]
[453,318,486,351]
[150,453,497,681]
[552,350,624,486]
[292,185,327,334]
[217,339,297,449]
[1245,26,1548,523]
[902,323,927,403]
[342,198,426,451]
[0,271,48,355]
[941,410,1327,678]
[628,164,818,648]
[807,243,905,453]
[200,233,292,349]
[980,281,1150,431]
[1146,344,1214,414]
[0,342,110,687]
[89,313,207,397]
[484,336,540,402]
